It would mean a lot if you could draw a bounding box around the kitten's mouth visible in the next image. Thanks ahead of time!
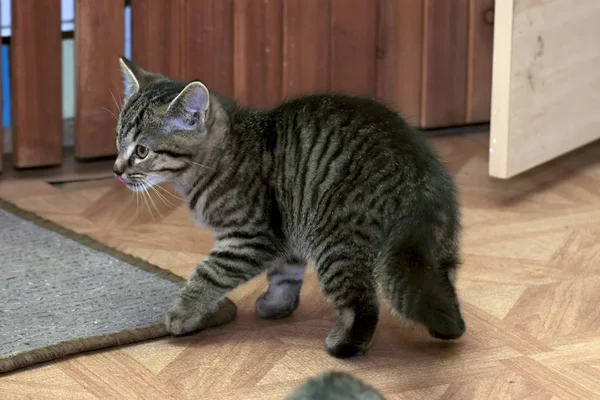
[124,179,152,193]
[115,173,158,192]
[115,175,141,191]
[125,182,144,192]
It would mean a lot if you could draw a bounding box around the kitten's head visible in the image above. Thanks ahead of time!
[113,57,212,192]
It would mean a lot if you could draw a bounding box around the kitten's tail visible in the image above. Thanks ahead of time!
[375,236,465,340]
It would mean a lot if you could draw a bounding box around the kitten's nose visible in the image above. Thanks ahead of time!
[112,163,124,176]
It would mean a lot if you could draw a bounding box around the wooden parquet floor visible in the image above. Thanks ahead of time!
[1,132,600,399]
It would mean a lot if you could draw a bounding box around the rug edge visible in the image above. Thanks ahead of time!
[0,324,169,374]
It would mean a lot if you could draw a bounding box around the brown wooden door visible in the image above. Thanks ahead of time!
[419,0,494,129]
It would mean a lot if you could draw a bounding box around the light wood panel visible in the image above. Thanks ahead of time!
[489,0,600,178]
[75,0,124,159]
[282,0,330,98]
[233,0,282,108]
[376,0,424,125]
[11,0,63,168]
[2,132,600,398]
[329,0,377,97]
[466,0,494,124]
[421,0,469,129]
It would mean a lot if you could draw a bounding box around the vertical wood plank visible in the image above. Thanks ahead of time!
[466,0,495,123]
[282,0,330,97]
[11,0,63,168]
[132,0,234,96]
[376,0,424,125]
[131,0,183,77]
[233,0,282,108]
[421,0,469,128]
[181,1,234,96]
[330,0,377,97]
[75,0,124,159]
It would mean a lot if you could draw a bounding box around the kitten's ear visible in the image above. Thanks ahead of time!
[119,56,160,101]
[119,56,141,100]
[164,81,210,131]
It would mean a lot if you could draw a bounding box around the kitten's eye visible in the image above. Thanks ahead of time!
[135,145,149,159]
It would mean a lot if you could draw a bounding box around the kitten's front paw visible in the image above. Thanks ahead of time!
[165,297,205,336]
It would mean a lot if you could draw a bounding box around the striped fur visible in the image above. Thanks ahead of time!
[286,371,385,400]
[114,57,465,358]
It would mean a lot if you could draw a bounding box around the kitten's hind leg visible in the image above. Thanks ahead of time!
[314,248,379,358]
[255,258,305,320]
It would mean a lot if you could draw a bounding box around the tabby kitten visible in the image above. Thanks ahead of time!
[286,371,385,400]
[114,56,465,358]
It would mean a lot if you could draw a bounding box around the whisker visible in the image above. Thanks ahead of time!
[155,186,182,207]
[122,188,136,220]
[100,107,118,121]
[109,88,121,113]
[187,160,214,171]
[143,192,156,220]
[141,178,165,220]
[134,185,140,216]
[185,163,211,180]
[147,190,164,220]
[173,176,193,192]
[146,172,192,197]
[139,183,154,220]
[152,181,186,202]
[149,185,178,209]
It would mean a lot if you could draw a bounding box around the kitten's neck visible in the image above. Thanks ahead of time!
[175,100,270,199]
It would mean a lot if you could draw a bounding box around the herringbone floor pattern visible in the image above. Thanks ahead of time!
[1,132,599,399]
